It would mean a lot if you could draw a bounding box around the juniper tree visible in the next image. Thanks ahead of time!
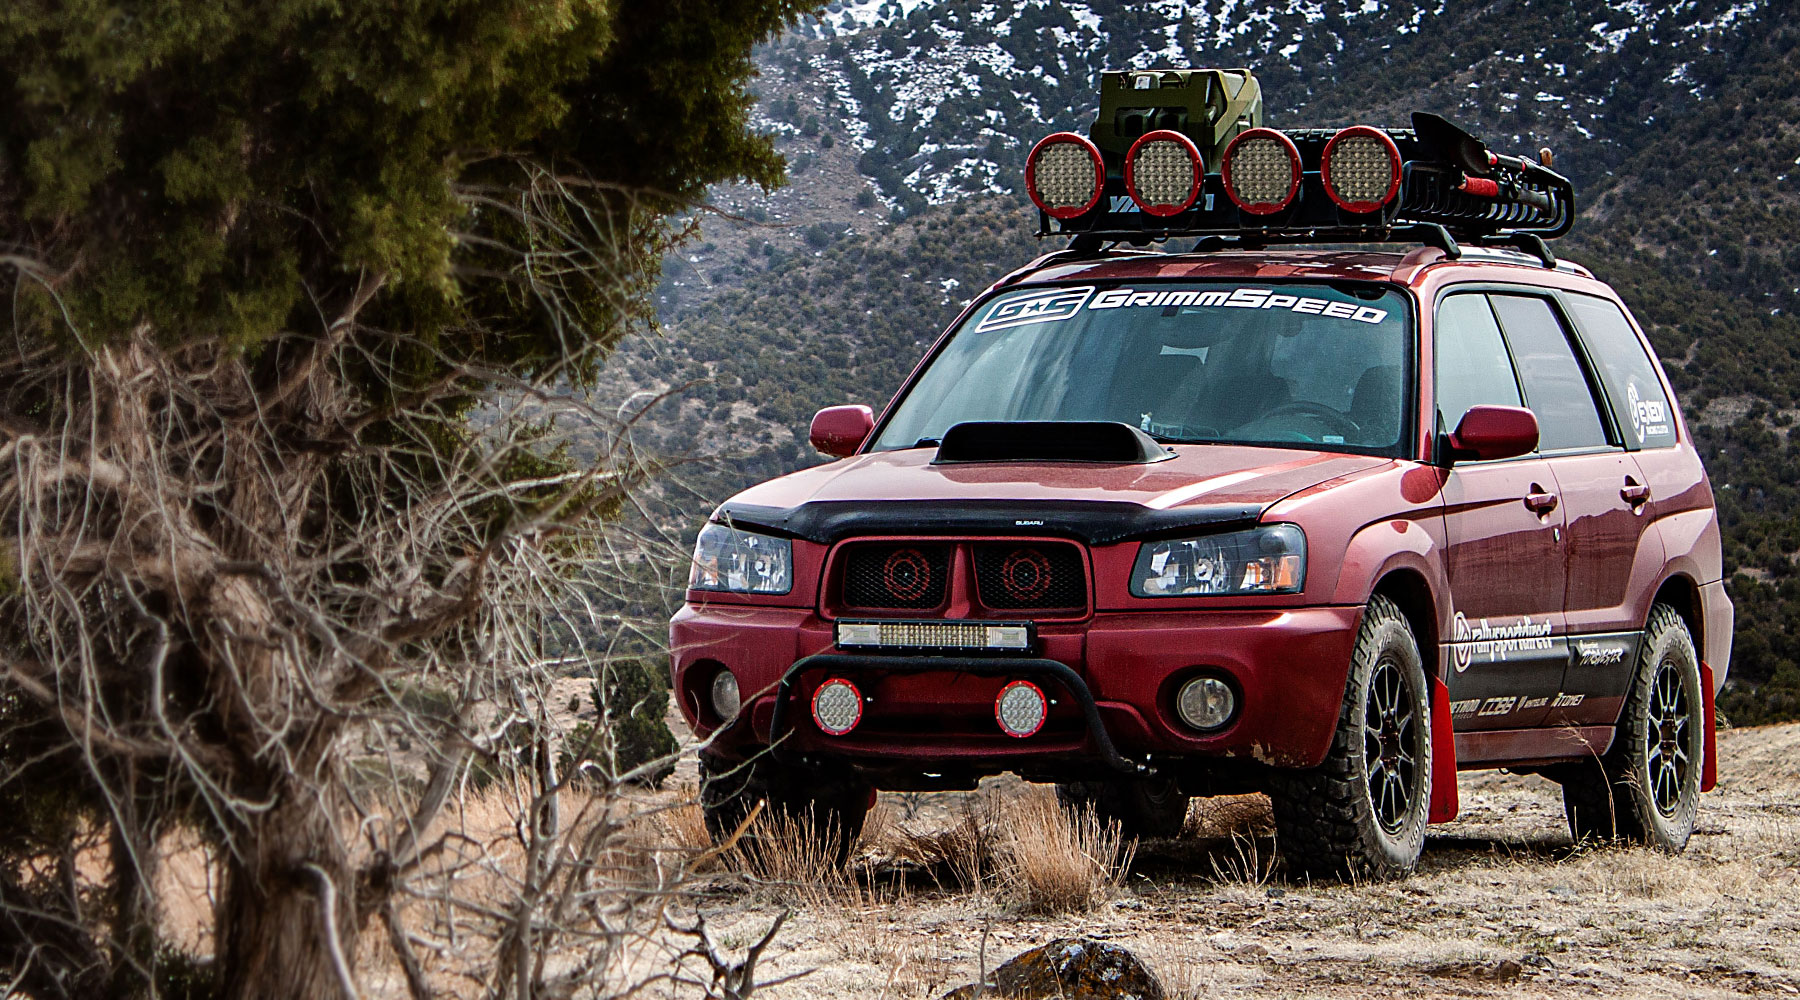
[0,2,818,996]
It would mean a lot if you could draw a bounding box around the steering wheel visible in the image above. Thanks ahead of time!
[1256,400,1362,437]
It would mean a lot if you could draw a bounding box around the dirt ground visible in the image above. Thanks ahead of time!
[679,722,1800,999]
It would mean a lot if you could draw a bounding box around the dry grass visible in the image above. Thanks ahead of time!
[998,785,1134,914]
[888,794,1004,893]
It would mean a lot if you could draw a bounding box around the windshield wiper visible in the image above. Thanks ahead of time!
[912,437,941,449]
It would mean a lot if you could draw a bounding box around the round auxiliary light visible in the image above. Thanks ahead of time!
[710,668,740,721]
[1176,676,1236,732]
[995,680,1048,738]
[812,678,863,736]
[1322,125,1402,214]
[1025,132,1105,220]
[1222,127,1302,216]
[1124,129,1204,217]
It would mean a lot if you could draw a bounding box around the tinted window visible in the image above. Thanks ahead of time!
[1434,293,1522,436]
[870,283,1413,455]
[1564,294,1677,449]
[1489,294,1610,451]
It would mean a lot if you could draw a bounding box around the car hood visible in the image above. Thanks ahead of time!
[714,445,1393,545]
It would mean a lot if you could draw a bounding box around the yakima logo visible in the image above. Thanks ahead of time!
[1109,195,1141,214]
[975,287,1095,332]
[1451,611,1555,671]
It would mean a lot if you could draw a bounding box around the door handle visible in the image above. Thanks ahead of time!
[1524,486,1559,515]
[1621,478,1651,507]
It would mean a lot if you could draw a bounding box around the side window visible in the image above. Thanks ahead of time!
[1433,293,1523,436]
[1488,294,1611,452]
[1563,293,1678,449]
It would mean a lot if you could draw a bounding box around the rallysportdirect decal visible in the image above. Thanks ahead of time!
[975,286,1095,332]
[1450,611,1555,672]
[1088,286,1390,324]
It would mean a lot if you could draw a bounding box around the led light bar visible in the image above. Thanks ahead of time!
[835,619,1034,654]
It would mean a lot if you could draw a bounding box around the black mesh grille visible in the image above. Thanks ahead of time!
[973,543,1087,610]
[841,544,953,609]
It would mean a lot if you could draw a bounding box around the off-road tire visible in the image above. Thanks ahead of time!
[1554,603,1702,851]
[1056,775,1191,840]
[1268,594,1431,881]
[698,751,872,864]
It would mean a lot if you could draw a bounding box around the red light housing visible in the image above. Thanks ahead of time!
[1025,133,1105,220]
[1322,125,1402,214]
[1124,129,1204,217]
[995,680,1048,738]
[1222,127,1302,215]
[811,678,864,736]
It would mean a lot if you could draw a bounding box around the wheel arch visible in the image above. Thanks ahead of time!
[1372,567,1440,682]
[1651,573,1704,655]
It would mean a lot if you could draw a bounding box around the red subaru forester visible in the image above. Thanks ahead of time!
[670,73,1732,878]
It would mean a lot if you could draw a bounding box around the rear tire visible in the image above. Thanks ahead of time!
[699,751,872,864]
[1056,775,1191,839]
[1268,594,1431,881]
[1554,603,1702,851]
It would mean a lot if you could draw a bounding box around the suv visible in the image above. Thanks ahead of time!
[670,72,1731,878]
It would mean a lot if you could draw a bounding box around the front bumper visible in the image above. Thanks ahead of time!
[670,602,1361,774]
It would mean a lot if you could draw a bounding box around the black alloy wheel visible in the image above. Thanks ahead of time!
[1269,594,1432,880]
[1554,603,1703,851]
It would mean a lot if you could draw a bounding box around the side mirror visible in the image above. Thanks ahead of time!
[1448,405,1539,462]
[809,404,874,458]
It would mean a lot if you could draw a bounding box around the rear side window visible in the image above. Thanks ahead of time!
[1433,293,1522,436]
[1488,294,1611,452]
[1563,293,1677,449]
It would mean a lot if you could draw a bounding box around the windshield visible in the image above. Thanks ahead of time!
[871,282,1414,456]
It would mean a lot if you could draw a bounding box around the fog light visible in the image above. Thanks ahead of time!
[995,680,1048,738]
[811,678,863,736]
[1177,676,1235,731]
[710,669,740,721]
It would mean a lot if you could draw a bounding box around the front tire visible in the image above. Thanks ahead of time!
[1555,603,1702,851]
[699,751,872,864]
[1269,594,1431,880]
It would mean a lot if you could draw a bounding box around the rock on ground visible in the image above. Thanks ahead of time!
[939,937,1166,1000]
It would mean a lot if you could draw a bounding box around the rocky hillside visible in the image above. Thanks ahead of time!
[607,1,1800,720]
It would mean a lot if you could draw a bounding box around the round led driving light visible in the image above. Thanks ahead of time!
[1223,127,1301,215]
[710,669,740,721]
[1025,133,1105,220]
[811,678,863,736]
[1124,129,1203,217]
[1176,676,1236,731]
[995,680,1048,738]
[1322,125,1402,214]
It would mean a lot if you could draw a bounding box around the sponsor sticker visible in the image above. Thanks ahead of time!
[1451,611,1556,671]
[1087,286,1389,324]
[1626,379,1671,443]
[976,287,1095,332]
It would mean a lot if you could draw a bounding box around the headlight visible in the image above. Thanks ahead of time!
[1130,524,1306,597]
[688,522,793,595]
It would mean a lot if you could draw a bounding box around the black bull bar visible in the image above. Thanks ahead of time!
[765,653,1148,775]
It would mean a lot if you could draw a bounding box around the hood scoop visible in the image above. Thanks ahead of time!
[932,421,1173,465]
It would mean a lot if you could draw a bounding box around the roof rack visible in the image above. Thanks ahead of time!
[1024,70,1575,264]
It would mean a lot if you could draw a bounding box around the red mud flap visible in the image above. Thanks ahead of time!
[1429,675,1459,823]
[1701,661,1718,793]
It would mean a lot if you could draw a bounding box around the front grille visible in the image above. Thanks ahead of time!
[841,543,953,609]
[972,543,1087,610]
